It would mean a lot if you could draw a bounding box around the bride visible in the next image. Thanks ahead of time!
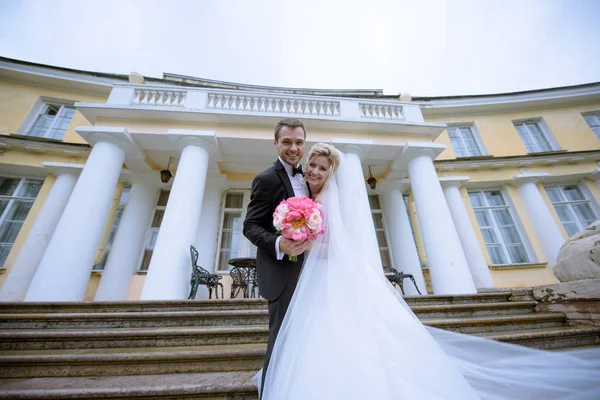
[257,143,600,400]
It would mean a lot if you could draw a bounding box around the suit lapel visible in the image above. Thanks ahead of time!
[275,159,294,199]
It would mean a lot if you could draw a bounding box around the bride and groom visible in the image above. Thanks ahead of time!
[243,118,599,399]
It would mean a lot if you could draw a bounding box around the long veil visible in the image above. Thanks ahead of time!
[258,152,600,400]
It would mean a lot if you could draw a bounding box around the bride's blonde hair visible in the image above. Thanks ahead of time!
[304,143,341,185]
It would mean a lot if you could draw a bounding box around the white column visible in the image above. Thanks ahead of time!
[191,177,228,300]
[25,140,126,301]
[94,178,159,301]
[440,177,494,289]
[337,145,382,270]
[0,163,83,301]
[512,173,564,267]
[405,150,476,294]
[140,139,212,300]
[380,182,427,295]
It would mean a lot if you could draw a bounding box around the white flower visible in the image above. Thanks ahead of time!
[273,213,284,230]
[276,203,289,216]
[307,211,322,230]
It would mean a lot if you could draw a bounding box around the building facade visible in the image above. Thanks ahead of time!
[0,58,599,301]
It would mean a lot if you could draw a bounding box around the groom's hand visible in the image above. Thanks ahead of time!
[279,238,310,257]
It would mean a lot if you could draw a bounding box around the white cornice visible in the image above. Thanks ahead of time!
[0,60,125,96]
[435,151,600,171]
[417,83,600,117]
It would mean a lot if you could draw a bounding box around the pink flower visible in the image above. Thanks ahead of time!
[272,196,326,261]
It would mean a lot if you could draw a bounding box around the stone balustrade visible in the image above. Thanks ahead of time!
[206,93,340,116]
[132,89,187,107]
[98,85,431,132]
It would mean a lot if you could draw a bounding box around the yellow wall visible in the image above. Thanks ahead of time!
[428,103,600,160]
[0,80,106,144]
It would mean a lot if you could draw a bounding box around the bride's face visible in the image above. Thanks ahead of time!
[306,155,330,188]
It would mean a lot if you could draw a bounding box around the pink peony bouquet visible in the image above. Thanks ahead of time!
[273,196,326,262]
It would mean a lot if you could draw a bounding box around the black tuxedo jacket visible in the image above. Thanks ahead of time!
[243,159,307,301]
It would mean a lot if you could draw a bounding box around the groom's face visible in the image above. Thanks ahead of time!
[274,126,305,166]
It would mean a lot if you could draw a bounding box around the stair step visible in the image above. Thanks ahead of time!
[478,326,600,350]
[0,301,538,330]
[0,299,267,314]
[412,301,537,318]
[0,292,520,315]
[0,325,270,351]
[0,344,265,378]
[0,310,270,330]
[0,371,258,399]
[423,312,566,334]
[0,312,567,351]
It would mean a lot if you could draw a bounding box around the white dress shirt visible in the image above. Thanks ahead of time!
[275,157,309,260]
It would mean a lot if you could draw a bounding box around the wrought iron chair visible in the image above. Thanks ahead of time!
[383,266,422,295]
[188,245,224,299]
[248,267,259,298]
[230,266,249,299]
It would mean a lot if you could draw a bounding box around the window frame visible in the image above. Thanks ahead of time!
[544,183,600,237]
[93,186,131,271]
[0,176,43,268]
[138,189,170,272]
[17,97,76,140]
[582,112,600,140]
[368,194,394,269]
[512,118,560,154]
[446,123,487,158]
[215,190,256,273]
[468,188,534,266]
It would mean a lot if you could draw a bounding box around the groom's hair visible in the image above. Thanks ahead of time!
[274,118,306,141]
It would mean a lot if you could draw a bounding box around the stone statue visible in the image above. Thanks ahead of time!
[553,220,600,282]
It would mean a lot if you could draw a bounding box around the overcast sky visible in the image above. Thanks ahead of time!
[1,0,599,96]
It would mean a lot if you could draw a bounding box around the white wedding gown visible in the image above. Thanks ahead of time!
[256,153,600,400]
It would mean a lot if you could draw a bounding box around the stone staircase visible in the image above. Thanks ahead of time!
[0,291,599,399]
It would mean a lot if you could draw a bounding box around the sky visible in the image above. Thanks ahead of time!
[0,0,599,96]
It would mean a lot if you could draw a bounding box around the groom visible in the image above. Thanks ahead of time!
[243,118,311,391]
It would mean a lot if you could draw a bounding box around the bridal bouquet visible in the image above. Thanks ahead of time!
[273,196,326,262]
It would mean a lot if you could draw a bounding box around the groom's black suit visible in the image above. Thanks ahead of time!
[243,159,307,390]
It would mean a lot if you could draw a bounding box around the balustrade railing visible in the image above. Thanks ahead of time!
[206,93,340,117]
[132,89,187,107]
[360,103,404,120]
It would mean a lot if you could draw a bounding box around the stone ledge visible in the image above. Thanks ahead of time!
[489,263,547,270]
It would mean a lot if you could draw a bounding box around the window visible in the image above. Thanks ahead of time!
[545,185,598,237]
[513,120,556,153]
[93,186,131,271]
[583,113,600,140]
[216,191,257,272]
[0,177,43,267]
[369,195,392,268]
[447,125,485,158]
[469,190,530,265]
[26,102,76,140]
[139,190,170,271]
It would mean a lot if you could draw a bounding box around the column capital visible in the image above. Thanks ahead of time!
[591,168,600,180]
[391,142,445,171]
[42,162,85,177]
[511,172,549,185]
[377,178,411,194]
[119,170,164,188]
[168,129,221,158]
[335,143,367,161]
[76,126,149,171]
[439,176,470,189]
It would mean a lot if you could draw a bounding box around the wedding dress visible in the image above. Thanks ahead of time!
[257,152,600,399]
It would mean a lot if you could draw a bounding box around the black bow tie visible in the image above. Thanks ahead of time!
[292,166,304,177]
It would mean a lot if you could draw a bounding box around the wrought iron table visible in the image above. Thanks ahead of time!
[227,257,258,298]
